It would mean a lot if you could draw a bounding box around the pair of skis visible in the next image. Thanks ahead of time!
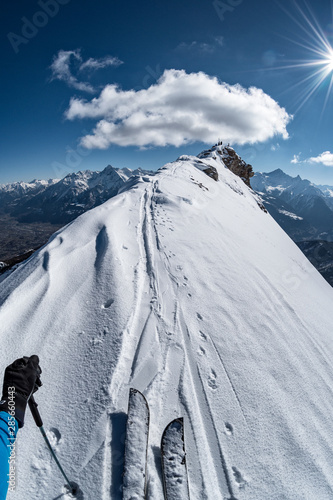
[122,388,190,500]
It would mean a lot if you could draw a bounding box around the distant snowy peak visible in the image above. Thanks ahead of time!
[317,185,333,198]
[0,178,58,192]
[14,165,129,223]
[0,178,59,199]
[6,164,157,224]
[253,169,333,207]
[252,169,333,241]
[56,165,125,195]
[114,166,155,182]
[253,169,322,196]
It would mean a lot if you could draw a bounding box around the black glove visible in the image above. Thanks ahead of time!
[0,355,42,428]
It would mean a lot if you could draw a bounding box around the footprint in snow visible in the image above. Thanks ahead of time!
[208,369,218,390]
[47,427,61,447]
[199,331,207,341]
[232,466,247,489]
[197,312,203,321]
[102,299,114,309]
[225,422,234,435]
[198,346,206,356]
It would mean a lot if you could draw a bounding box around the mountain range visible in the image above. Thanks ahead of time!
[251,169,333,241]
[0,166,151,224]
[251,169,333,286]
[3,159,332,240]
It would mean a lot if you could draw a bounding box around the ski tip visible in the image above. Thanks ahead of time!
[161,417,185,445]
[129,388,149,406]
[163,417,184,431]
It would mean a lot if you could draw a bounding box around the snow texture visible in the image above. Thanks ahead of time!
[277,209,303,220]
[123,389,149,499]
[161,418,190,500]
[0,148,333,499]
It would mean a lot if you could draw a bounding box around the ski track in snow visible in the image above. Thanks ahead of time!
[104,170,247,499]
[102,171,239,499]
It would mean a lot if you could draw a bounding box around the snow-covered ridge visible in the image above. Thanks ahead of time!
[1,150,333,499]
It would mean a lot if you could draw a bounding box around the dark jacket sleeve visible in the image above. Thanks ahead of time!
[0,411,18,500]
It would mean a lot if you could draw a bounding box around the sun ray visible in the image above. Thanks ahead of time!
[273,0,333,113]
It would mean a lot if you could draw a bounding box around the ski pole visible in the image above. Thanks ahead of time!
[28,395,76,496]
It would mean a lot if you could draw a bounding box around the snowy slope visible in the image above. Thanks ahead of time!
[1,147,333,499]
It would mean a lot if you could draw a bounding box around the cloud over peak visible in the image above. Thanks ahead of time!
[65,69,292,149]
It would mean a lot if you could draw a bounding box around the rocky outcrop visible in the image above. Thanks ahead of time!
[197,144,254,188]
[219,146,254,187]
[203,166,218,181]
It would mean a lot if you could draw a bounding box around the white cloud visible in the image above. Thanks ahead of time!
[291,153,301,164]
[50,50,94,93]
[65,69,292,150]
[50,50,123,93]
[308,151,333,167]
[79,56,123,71]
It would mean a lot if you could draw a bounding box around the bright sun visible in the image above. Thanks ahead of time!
[327,51,333,72]
[276,1,333,111]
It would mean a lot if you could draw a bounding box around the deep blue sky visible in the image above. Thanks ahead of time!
[1,0,333,184]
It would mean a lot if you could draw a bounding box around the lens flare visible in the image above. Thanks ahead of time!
[327,50,333,71]
[275,0,333,112]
